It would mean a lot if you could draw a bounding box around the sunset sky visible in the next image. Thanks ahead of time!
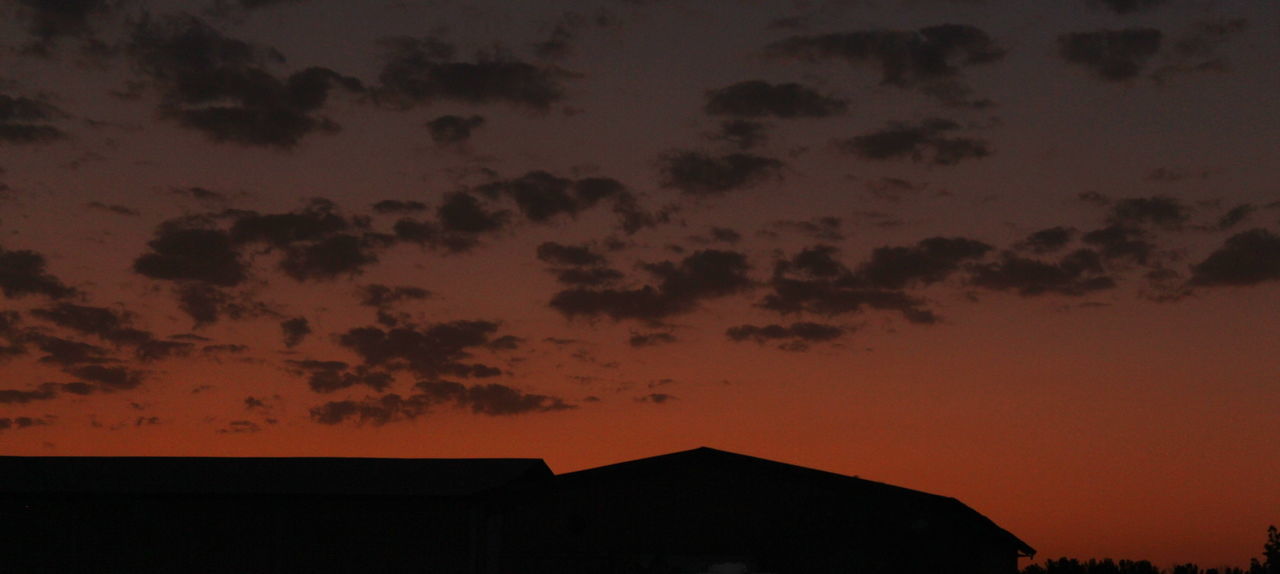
[2,0,1278,567]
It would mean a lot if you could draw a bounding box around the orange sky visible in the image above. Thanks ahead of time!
[2,0,1279,568]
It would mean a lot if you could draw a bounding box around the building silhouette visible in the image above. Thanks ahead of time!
[0,447,1032,573]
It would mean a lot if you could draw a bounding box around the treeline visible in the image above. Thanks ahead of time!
[1022,526,1280,574]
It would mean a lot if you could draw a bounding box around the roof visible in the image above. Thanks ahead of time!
[555,447,1036,556]
[0,456,552,497]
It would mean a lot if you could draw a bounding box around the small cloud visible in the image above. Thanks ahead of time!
[426,114,485,145]
[704,80,847,119]
[838,119,989,165]
[659,151,783,196]
[1189,229,1280,287]
[1059,28,1163,81]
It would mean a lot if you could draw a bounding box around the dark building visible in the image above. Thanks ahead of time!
[0,447,1032,574]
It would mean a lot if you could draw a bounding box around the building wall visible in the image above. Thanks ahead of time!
[494,466,1021,574]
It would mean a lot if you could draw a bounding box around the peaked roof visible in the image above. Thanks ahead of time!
[0,456,551,497]
[556,447,1036,556]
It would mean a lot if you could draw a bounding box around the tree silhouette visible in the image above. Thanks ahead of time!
[1250,525,1280,574]
[1023,526,1280,574]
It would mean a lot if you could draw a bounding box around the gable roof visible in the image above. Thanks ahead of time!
[0,456,552,497]
[555,447,1036,556]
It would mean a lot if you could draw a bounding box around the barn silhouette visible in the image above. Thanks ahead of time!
[1,447,1033,573]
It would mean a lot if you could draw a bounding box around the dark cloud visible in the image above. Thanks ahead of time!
[31,334,110,366]
[10,0,112,52]
[1108,196,1189,228]
[628,331,676,347]
[416,381,575,416]
[310,381,573,425]
[767,25,1004,105]
[704,80,847,119]
[426,114,485,145]
[1017,227,1076,254]
[710,227,742,244]
[533,11,594,60]
[0,416,52,431]
[358,284,431,308]
[773,217,843,241]
[176,283,231,326]
[171,186,228,202]
[133,226,247,287]
[26,303,190,362]
[0,93,67,145]
[437,192,510,234]
[377,37,567,110]
[1154,19,1248,81]
[228,200,349,246]
[864,177,928,203]
[970,249,1116,296]
[1078,191,1110,206]
[0,381,100,404]
[760,245,939,324]
[1059,28,1163,81]
[30,303,129,340]
[536,242,605,266]
[228,201,388,281]
[725,322,846,351]
[550,249,752,322]
[337,320,508,380]
[86,202,140,216]
[279,233,383,281]
[838,118,989,165]
[475,172,628,224]
[216,420,262,434]
[129,15,362,147]
[287,359,393,393]
[67,364,145,390]
[1189,229,1280,287]
[1145,167,1219,183]
[637,393,674,404]
[1092,0,1168,14]
[1216,204,1255,230]
[310,394,423,425]
[711,119,768,150]
[0,245,77,299]
[553,267,625,287]
[371,200,427,214]
[280,317,310,348]
[0,383,60,404]
[659,151,783,196]
[612,192,674,235]
[858,236,992,289]
[536,242,623,286]
[1082,225,1156,263]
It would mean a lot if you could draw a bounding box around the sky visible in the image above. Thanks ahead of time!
[1,0,1278,567]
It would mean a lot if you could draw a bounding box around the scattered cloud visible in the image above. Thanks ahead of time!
[0,93,67,144]
[659,151,783,196]
[280,317,310,348]
[970,249,1116,296]
[129,14,362,147]
[704,80,847,119]
[1189,229,1280,287]
[767,25,1004,106]
[426,114,485,145]
[550,249,752,323]
[628,331,677,347]
[725,322,846,351]
[0,244,77,299]
[376,37,568,110]
[1059,28,1163,81]
[838,119,990,165]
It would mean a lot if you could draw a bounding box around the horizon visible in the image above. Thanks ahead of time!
[1,0,1277,568]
